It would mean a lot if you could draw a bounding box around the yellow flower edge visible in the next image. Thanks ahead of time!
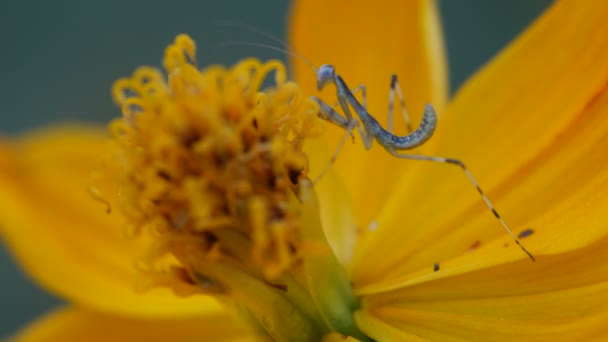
[13,306,250,342]
[0,125,227,317]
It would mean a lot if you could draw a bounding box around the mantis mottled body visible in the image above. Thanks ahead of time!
[312,64,535,261]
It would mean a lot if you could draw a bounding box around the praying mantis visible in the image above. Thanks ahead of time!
[310,63,535,261]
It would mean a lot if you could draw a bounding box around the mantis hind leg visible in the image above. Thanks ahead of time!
[386,149,535,261]
[388,74,412,134]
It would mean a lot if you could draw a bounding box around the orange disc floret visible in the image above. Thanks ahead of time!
[104,34,323,294]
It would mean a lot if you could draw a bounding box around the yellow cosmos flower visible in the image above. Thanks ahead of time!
[2,0,608,340]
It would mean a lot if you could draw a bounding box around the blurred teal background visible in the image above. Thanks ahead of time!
[0,0,551,336]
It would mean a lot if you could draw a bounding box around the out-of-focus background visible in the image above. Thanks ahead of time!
[0,0,551,335]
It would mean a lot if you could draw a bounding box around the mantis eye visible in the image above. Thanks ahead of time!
[316,64,335,90]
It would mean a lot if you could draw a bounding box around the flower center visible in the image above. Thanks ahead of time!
[98,34,369,341]
[109,34,323,281]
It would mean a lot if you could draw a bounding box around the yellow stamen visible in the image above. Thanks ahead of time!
[107,33,324,282]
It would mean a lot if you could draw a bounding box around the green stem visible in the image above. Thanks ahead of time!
[199,260,324,341]
[299,180,370,341]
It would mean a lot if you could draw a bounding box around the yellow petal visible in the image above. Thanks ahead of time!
[0,126,223,317]
[304,138,359,267]
[352,0,608,286]
[14,306,252,342]
[357,234,608,340]
[357,304,608,342]
[289,0,448,229]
